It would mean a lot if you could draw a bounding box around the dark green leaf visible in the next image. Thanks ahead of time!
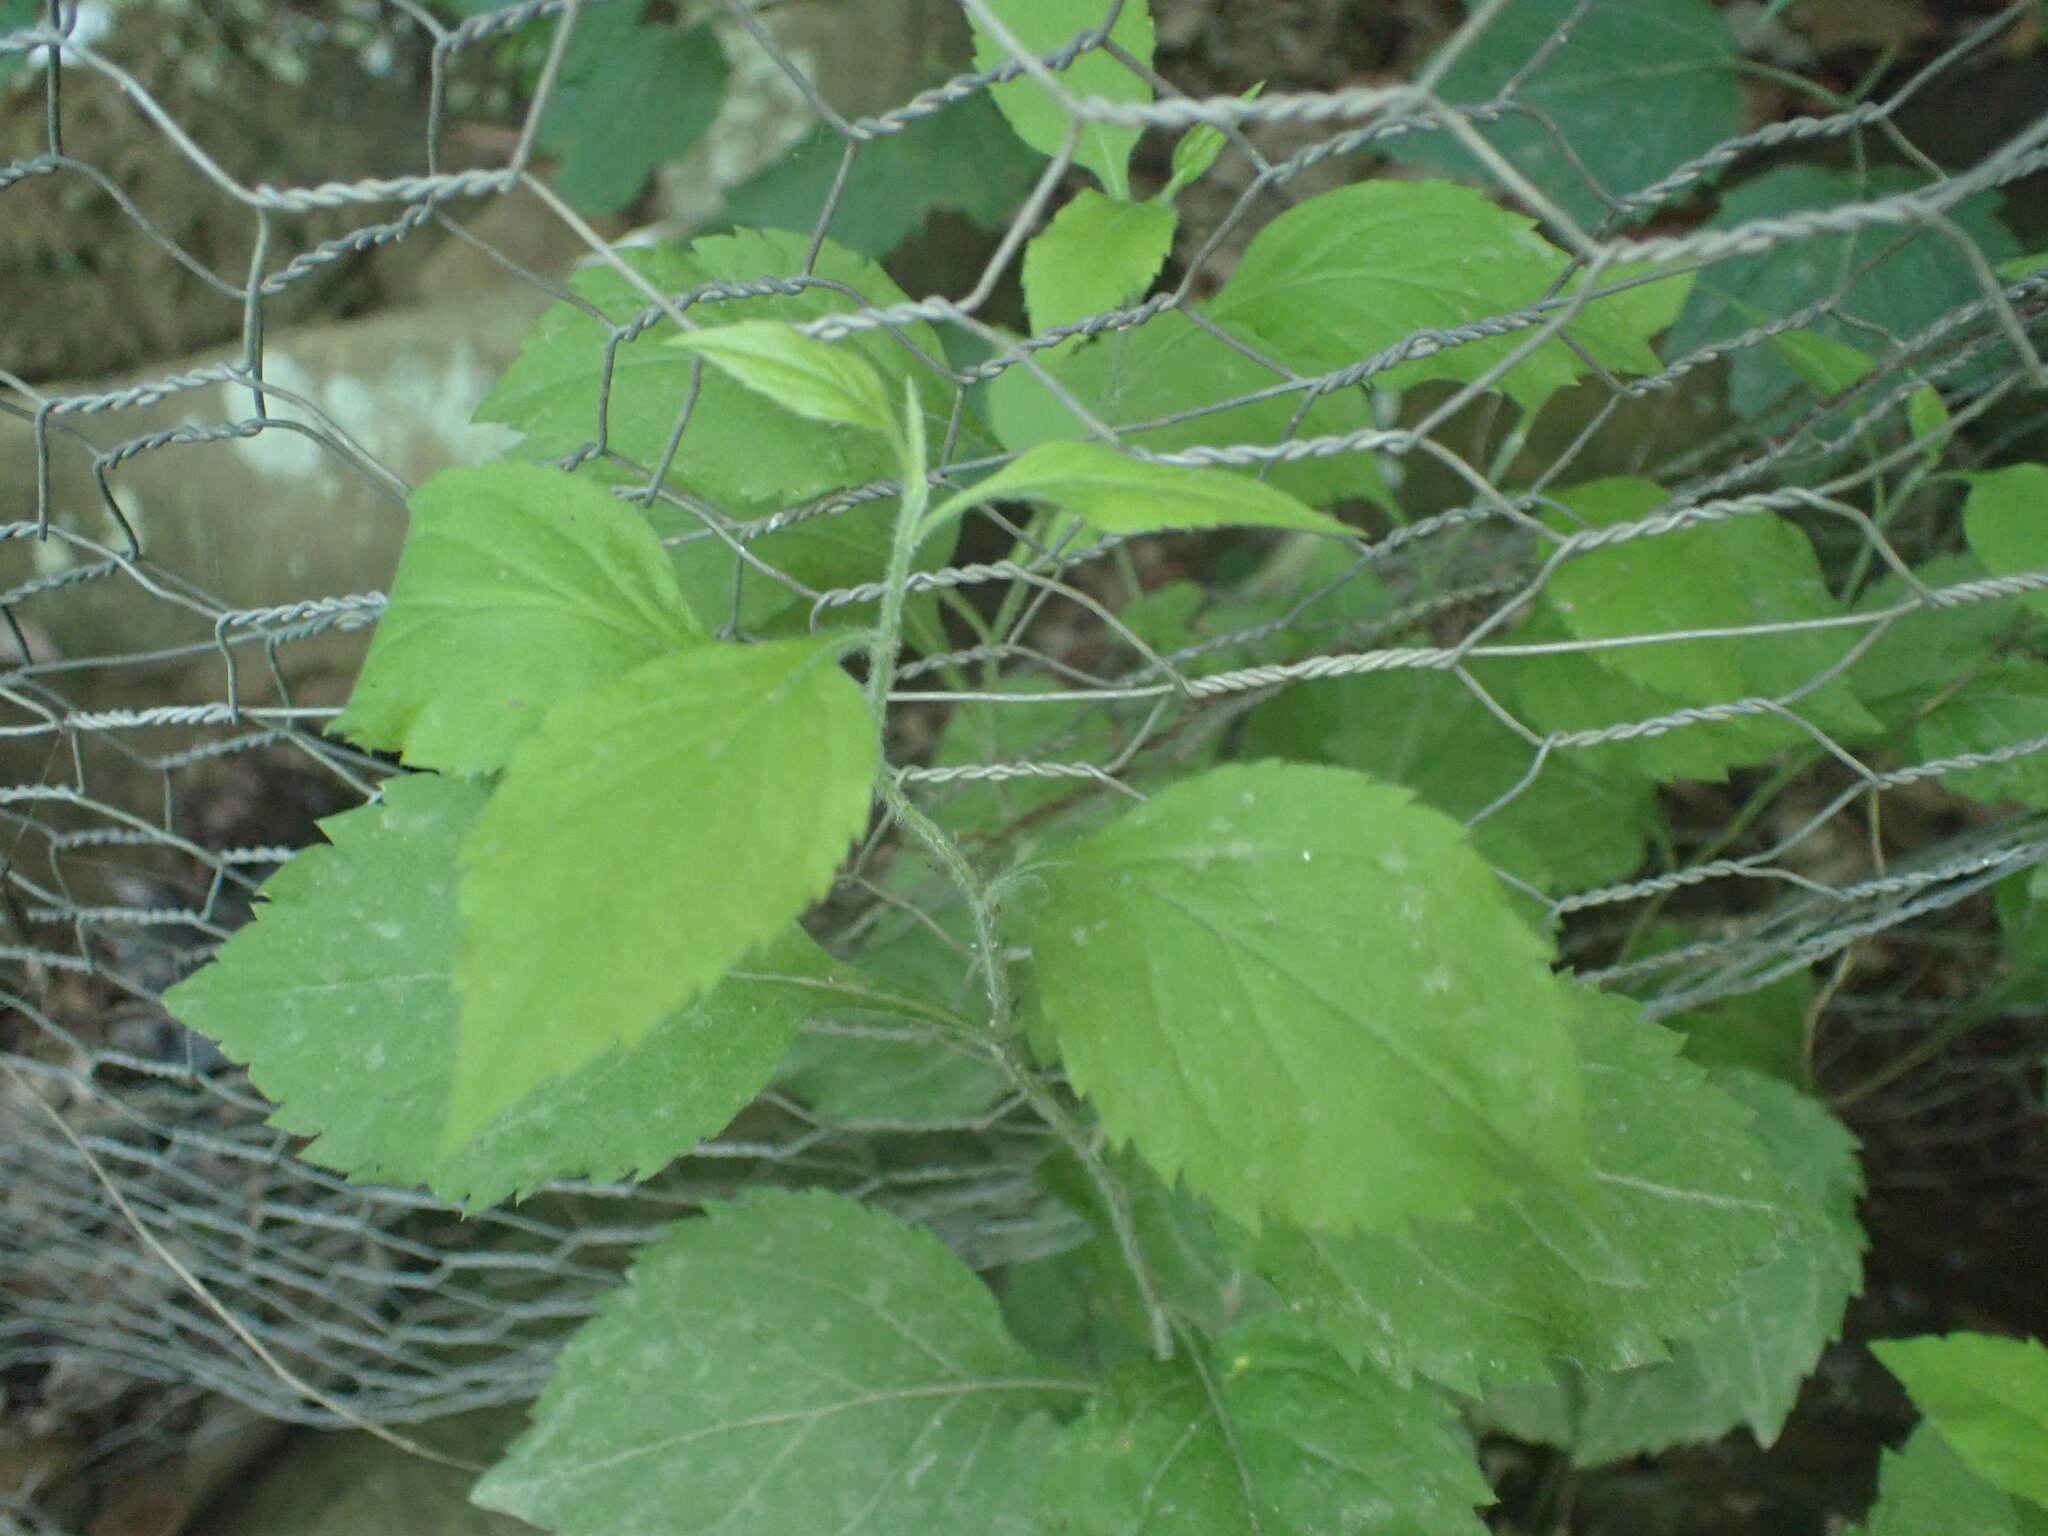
[537,9,728,215]
[473,1191,1084,1534]
[1378,0,1741,231]
[1029,760,1591,1235]
[1668,165,2020,419]
[449,634,876,1147]
[334,464,703,775]
[162,775,833,1206]
[1913,657,2048,808]
[715,92,1045,258]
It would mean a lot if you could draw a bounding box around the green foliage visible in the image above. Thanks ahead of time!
[472,1191,1083,1534]
[1250,990,1797,1395]
[334,464,704,776]
[1479,1070,1865,1460]
[1039,1316,1494,1535]
[1028,761,1591,1234]
[534,4,728,214]
[161,775,837,1206]
[151,4,2047,1526]
[1852,1423,2048,1536]
[1872,1333,2048,1508]
[449,633,876,1147]
[1022,188,1177,333]
[967,0,1157,200]
[1378,0,1742,230]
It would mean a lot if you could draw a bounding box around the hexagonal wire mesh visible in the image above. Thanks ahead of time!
[2,0,2046,1511]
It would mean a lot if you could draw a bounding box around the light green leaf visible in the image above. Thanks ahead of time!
[334,464,704,776]
[1542,476,1883,742]
[473,1191,1082,1535]
[930,438,1351,539]
[714,90,1044,258]
[1913,657,2048,808]
[1998,251,2048,281]
[1022,189,1177,334]
[1964,464,2048,614]
[1028,760,1591,1235]
[926,676,1127,839]
[1038,1314,1492,1536]
[162,774,833,1206]
[1770,325,1880,396]
[1378,0,1741,230]
[1857,1422,2047,1536]
[1669,165,2019,419]
[1163,84,1260,199]
[1873,1333,2048,1507]
[987,311,1393,512]
[1844,553,2019,728]
[1208,180,1687,414]
[449,634,877,1148]
[1252,988,1798,1396]
[1479,1070,1864,1461]
[968,0,1156,200]
[1666,969,1813,1083]
[667,318,898,440]
[1243,666,1656,894]
[536,8,728,215]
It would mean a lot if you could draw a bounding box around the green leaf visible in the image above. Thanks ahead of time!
[1027,760,1591,1235]
[1038,1315,1492,1536]
[472,1191,1082,1534]
[1252,988,1798,1396]
[1845,553,2020,728]
[1997,250,2048,281]
[1669,165,2020,419]
[1913,658,2048,808]
[1873,1333,2048,1507]
[1378,0,1742,231]
[967,0,1156,200]
[1022,189,1177,334]
[1479,1070,1864,1461]
[930,438,1351,539]
[1207,180,1689,414]
[1857,1423,2048,1536]
[1541,476,1882,742]
[1666,969,1813,1083]
[987,310,1394,512]
[448,634,877,1148]
[162,774,832,1206]
[476,231,951,514]
[1964,463,2048,613]
[926,677,1127,839]
[714,91,1044,258]
[1163,85,1260,199]
[537,8,728,215]
[1765,323,1951,467]
[334,464,704,776]
[667,319,899,440]
[1243,666,1656,894]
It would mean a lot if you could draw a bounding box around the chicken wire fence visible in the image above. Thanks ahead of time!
[3,0,2047,1476]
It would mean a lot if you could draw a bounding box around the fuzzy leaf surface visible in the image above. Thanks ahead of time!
[1030,761,1590,1235]
[1023,189,1177,333]
[1378,0,1740,230]
[1252,988,1797,1395]
[934,438,1350,539]
[968,0,1156,199]
[335,464,704,776]
[1872,1333,2048,1507]
[1478,1070,1864,1459]
[162,775,834,1206]
[1038,1315,1492,1536]
[449,635,876,1147]
[472,1191,1081,1534]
